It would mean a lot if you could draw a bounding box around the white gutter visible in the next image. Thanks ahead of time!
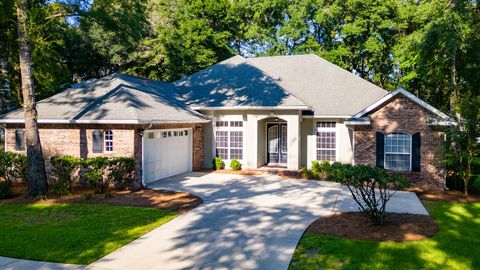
[190,105,311,111]
[302,115,352,119]
[0,118,211,124]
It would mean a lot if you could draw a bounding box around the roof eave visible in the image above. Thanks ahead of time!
[190,105,311,111]
[353,87,451,120]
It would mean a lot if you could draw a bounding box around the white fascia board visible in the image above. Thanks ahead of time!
[344,120,371,125]
[190,105,311,111]
[353,87,450,120]
[304,115,352,119]
[138,119,211,124]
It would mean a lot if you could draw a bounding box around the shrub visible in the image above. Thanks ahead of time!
[50,156,81,196]
[305,160,331,180]
[473,176,480,193]
[0,180,12,199]
[328,163,410,225]
[82,157,110,194]
[213,157,224,170]
[0,152,27,184]
[108,157,136,190]
[230,159,241,171]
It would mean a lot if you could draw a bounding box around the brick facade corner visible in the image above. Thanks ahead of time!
[353,94,446,190]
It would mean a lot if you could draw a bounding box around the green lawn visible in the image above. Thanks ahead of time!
[289,201,480,270]
[0,203,178,264]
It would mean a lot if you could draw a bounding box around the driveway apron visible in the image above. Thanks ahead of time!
[90,172,428,270]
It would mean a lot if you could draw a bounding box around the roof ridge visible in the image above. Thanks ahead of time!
[173,55,246,85]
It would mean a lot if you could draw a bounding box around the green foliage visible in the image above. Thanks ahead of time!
[305,160,331,180]
[50,156,81,195]
[108,157,136,190]
[213,157,225,170]
[472,176,480,193]
[0,180,12,199]
[444,95,480,195]
[81,157,110,194]
[290,202,480,270]
[230,159,241,171]
[328,163,410,225]
[0,152,27,184]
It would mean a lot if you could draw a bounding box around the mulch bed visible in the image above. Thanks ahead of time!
[416,189,480,203]
[2,184,202,213]
[306,212,438,242]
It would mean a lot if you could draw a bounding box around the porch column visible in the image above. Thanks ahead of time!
[245,114,258,169]
[285,114,301,170]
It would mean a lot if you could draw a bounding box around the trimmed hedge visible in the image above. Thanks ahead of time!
[0,152,27,184]
[213,157,224,170]
[230,159,241,171]
[49,156,136,194]
[108,157,136,190]
[50,156,81,195]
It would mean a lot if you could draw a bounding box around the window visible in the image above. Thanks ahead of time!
[92,130,103,153]
[215,130,228,159]
[104,130,113,152]
[385,133,411,171]
[230,131,243,159]
[316,122,336,162]
[15,129,25,151]
[215,120,244,160]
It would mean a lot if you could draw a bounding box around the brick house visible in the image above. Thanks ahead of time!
[0,55,453,190]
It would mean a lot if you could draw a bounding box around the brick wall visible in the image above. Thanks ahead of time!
[6,126,135,158]
[353,94,445,190]
[5,122,205,185]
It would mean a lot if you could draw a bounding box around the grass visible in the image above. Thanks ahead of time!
[0,203,178,264]
[289,201,480,270]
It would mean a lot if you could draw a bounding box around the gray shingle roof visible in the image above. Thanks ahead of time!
[175,54,388,115]
[0,73,207,124]
[174,55,308,108]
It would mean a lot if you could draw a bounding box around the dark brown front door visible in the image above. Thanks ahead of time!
[267,123,287,164]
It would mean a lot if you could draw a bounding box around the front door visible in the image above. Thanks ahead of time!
[267,123,287,164]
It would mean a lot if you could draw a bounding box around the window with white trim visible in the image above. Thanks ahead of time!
[104,130,113,152]
[385,133,411,171]
[215,120,244,160]
[316,122,336,162]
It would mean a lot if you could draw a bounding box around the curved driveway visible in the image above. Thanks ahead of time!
[90,172,428,270]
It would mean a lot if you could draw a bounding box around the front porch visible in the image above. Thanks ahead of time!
[245,114,301,171]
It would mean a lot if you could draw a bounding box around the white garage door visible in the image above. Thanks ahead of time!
[143,128,193,184]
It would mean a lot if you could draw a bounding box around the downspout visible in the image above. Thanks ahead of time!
[141,123,153,188]
[347,127,355,166]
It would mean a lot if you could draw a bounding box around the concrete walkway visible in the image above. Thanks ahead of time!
[0,256,85,270]
[89,172,428,270]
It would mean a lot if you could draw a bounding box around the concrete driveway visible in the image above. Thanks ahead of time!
[90,172,428,270]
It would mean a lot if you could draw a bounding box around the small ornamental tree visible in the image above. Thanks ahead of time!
[328,163,410,225]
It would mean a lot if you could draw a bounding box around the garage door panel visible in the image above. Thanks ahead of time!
[144,129,192,184]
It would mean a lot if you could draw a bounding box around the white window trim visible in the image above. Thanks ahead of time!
[213,119,245,161]
[384,132,412,171]
[315,121,337,162]
[104,130,113,153]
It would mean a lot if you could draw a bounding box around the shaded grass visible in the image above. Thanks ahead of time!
[289,202,480,270]
[0,203,178,264]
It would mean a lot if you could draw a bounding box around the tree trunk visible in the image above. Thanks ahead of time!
[16,0,48,196]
